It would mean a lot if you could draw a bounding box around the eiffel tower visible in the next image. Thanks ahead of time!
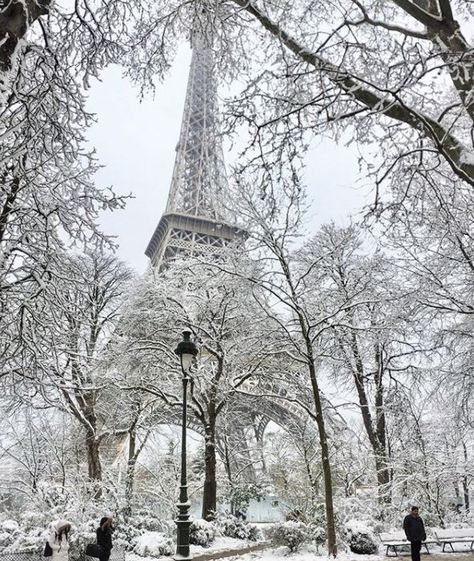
[142,22,348,505]
[145,26,241,268]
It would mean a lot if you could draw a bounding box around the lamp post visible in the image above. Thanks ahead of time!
[174,330,198,560]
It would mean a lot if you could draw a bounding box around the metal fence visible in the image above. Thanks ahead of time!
[0,549,126,561]
[0,552,41,561]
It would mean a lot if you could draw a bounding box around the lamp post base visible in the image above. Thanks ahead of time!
[174,500,193,561]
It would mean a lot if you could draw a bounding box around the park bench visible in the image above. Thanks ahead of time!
[434,528,474,552]
[380,532,434,556]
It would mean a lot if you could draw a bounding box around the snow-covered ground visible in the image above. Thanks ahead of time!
[127,538,474,561]
[228,545,474,560]
[190,536,261,555]
[127,532,263,561]
[226,549,384,561]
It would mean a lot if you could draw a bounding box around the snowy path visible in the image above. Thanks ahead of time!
[213,550,474,561]
[192,541,270,560]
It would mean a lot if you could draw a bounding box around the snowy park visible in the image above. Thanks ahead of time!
[1,0,474,560]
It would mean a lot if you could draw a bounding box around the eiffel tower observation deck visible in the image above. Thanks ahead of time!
[145,25,241,268]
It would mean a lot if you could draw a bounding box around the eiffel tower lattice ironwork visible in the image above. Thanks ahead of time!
[145,29,241,268]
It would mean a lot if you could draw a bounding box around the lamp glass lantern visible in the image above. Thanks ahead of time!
[175,330,198,373]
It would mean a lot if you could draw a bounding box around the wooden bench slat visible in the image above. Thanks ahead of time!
[438,538,474,543]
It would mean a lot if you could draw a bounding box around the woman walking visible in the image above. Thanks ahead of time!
[96,516,114,561]
[46,520,72,561]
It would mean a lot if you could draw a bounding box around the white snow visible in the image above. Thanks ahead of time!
[132,531,173,558]
[1,520,19,532]
[222,547,384,561]
[460,149,474,166]
[190,536,256,554]
[134,532,169,548]
[129,532,261,561]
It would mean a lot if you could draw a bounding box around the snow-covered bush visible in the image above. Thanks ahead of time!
[224,483,264,514]
[133,532,173,557]
[69,530,97,561]
[213,513,260,541]
[189,519,216,547]
[0,518,43,552]
[112,523,144,548]
[2,520,19,533]
[127,513,165,532]
[0,532,14,548]
[309,524,326,548]
[269,521,309,552]
[348,531,378,554]
[0,520,20,548]
[343,521,378,554]
[286,509,307,523]
[8,534,43,553]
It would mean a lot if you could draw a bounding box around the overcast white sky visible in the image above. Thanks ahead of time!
[87,43,371,273]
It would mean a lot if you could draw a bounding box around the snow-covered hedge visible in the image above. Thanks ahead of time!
[132,531,173,557]
[309,523,326,548]
[189,519,216,547]
[127,512,170,533]
[0,518,44,552]
[213,513,261,541]
[343,521,378,554]
[269,521,309,552]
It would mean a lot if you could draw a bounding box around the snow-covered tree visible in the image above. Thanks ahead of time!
[14,252,133,486]
[112,255,269,519]
[302,224,432,506]
[111,0,474,209]
[0,406,74,504]
[222,176,347,555]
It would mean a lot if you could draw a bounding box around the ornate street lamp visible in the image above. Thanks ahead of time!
[174,330,198,560]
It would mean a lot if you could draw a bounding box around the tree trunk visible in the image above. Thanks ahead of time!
[302,442,318,512]
[347,334,391,505]
[124,426,137,518]
[463,477,470,513]
[202,414,217,520]
[307,352,337,557]
[278,253,337,556]
[374,343,390,505]
[462,440,470,512]
[375,455,391,501]
[86,429,102,481]
[252,416,267,474]
[0,0,49,73]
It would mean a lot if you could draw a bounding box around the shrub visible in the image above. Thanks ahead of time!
[133,532,173,557]
[286,509,307,523]
[213,513,260,541]
[0,532,14,548]
[112,523,144,546]
[309,524,326,548]
[224,483,264,513]
[348,531,378,554]
[69,530,97,561]
[189,520,216,547]
[2,521,19,533]
[343,522,377,555]
[269,521,308,552]
[127,513,165,532]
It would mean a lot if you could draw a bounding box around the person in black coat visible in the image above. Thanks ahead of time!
[403,506,426,561]
[96,517,114,561]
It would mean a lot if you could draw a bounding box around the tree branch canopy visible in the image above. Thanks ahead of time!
[231,0,474,186]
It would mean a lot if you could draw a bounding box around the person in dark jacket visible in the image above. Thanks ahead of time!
[403,506,426,561]
[96,517,114,561]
